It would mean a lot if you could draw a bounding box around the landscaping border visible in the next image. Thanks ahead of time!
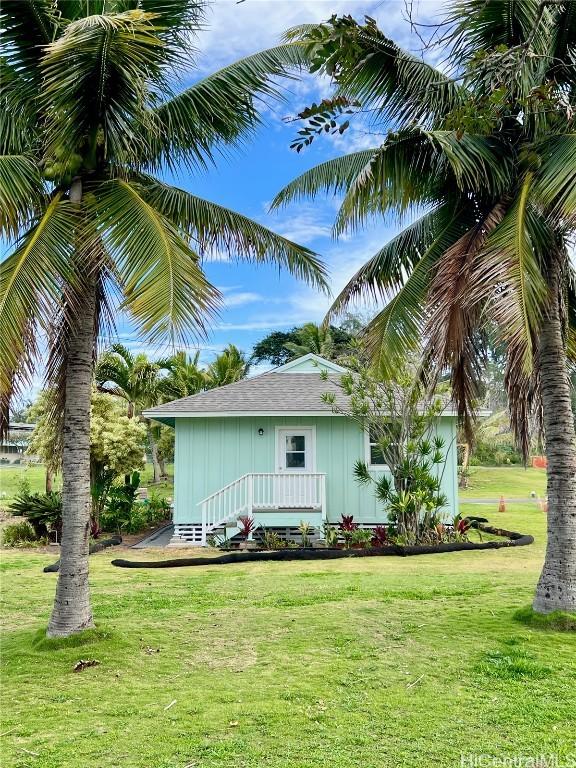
[110,525,533,569]
[44,535,123,573]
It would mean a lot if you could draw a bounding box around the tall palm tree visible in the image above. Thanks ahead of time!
[95,344,169,482]
[275,3,576,614]
[0,0,326,636]
[206,344,250,388]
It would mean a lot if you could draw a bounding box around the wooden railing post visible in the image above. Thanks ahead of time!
[247,474,253,517]
[201,501,207,546]
[320,475,327,523]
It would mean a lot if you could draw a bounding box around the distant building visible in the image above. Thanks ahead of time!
[0,423,37,464]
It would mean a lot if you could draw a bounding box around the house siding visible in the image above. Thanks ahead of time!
[173,415,458,526]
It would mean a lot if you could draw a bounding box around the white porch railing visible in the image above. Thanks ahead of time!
[197,472,326,545]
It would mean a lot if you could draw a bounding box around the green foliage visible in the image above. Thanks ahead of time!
[469,441,523,466]
[350,528,373,548]
[279,7,576,459]
[322,520,339,548]
[0,0,327,437]
[329,358,449,544]
[261,529,287,551]
[251,322,355,366]
[1,520,40,547]
[100,474,169,535]
[298,520,313,547]
[100,473,141,534]
[9,491,62,538]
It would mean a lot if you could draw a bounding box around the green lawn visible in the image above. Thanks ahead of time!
[1,502,574,768]
[460,465,547,499]
[0,463,174,502]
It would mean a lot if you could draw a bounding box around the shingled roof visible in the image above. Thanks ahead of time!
[143,370,349,422]
[143,354,464,425]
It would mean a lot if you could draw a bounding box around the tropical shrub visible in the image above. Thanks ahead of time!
[9,491,62,538]
[350,527,373,548]
[2,521,41,547]
[371,525,389,547]
[100,473,141,534]
[322,521,339,548]
[324,360,449,545]
[299,520,313,547]
[238,515,256,540]
[339,514,358,549]
[261,528,287,550]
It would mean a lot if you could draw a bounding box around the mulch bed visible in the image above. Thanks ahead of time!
[110,525,533,569]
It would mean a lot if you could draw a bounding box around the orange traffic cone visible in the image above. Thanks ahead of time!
[498,495,506,513]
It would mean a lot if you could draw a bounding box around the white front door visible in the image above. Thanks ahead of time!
[277,428,314,472]
[275,428,315,507]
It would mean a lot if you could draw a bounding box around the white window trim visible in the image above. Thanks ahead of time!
[275,426,317,472]
[364,427,390,472]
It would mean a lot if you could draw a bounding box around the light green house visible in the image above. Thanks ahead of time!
[144,354,459,546]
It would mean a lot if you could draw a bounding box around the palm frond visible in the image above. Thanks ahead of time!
[41,10,169,167]
[329,204,472,378]
[426,131,512,196]
[0,155,43,237]
[291,17,464,126]
[0,193,78,416]
[0,0,61,77]
[88,178,220,343]
[136,175,328,291]
[448,0,556,63]
[149,42,311,170]
[331,129,509,236]
[271,149,380,210]
[422,202,507,439]
[532,133,576,225]
[469,175,549,376]
[333,129,443,235]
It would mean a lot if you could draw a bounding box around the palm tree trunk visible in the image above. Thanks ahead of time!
[147,422,161,484]
[45,468,53,494]
[533,256,576,615]
[47,276,96,637]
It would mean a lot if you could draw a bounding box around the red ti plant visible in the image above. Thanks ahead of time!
[371,525,388,547]
[339,514,358,549]
[454,515,471,540]
[339,514,358,532]
[238,515,255,540]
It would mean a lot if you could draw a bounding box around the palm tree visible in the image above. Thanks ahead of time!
[275,4,576,614]
[284,322,335,359]
[0,1,326,636]
[95,344,169,482]
[161,350,208,400]
[206,344,250,388]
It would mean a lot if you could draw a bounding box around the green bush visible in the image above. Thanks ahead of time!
[100,479,170,535]
[2,521,41,547]
[9,491,62,538]
[469,441,522,466]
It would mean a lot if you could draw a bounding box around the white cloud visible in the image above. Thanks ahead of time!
[222,290,263,308]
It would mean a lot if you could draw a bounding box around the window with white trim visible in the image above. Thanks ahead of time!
[367,426,387,467]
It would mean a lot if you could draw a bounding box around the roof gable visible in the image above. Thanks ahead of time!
[274,353,347,374]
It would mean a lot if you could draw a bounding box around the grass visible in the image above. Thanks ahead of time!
[460,466,547,499]
[1,503,575,768]
[0,463,174,502]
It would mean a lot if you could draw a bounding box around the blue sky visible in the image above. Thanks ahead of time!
[6,0,446,399]
[141,0,444,368]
